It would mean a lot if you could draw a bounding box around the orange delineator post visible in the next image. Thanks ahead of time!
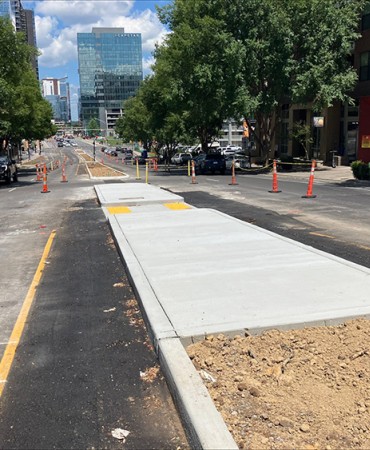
[190,160,198,184]
[269,159,281,193]
[41,166,50,193]
[302,160,317,198]
[229,160,238,185]
[61,163,68,182]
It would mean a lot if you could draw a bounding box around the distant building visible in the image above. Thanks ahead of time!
[41,77,71,123]
[77,27,143,136]
[0,0,39,79]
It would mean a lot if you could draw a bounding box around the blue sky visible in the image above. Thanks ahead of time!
[23,0,171,120]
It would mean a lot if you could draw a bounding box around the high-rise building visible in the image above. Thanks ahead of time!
[0,0,39,78]
[77,27,143,136]
[41,77,71,123]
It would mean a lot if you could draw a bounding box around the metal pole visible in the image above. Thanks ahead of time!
[93,140,96,161]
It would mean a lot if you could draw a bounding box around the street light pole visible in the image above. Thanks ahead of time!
[93,140,96,161]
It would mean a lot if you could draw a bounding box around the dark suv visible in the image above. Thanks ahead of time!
[0,155,18,184]
[198,153,226,174]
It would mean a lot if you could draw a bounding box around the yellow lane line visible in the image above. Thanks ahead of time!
[0,230,56,398]
[309,232,336,239]
[357,244,370,251]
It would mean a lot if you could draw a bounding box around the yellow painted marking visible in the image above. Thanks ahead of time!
[357,244,370,251]
[107,206,132,214]
[164,202,191,210]
[309,232,336,240]
[0,230,56,398]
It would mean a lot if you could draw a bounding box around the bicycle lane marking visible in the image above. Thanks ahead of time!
[0,230,56,398]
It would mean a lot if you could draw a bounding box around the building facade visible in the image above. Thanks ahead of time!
[0,0,39,79]
[41,77,71,123]
[354,2,370,163]
[77,27,143,136]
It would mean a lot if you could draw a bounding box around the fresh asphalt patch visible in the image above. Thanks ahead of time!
[0,199,187,449]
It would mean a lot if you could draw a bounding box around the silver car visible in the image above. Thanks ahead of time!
[225,154,251,170]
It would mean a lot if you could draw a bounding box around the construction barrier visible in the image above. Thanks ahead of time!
[229,160,238,185]
[302,160,317,198]
[269,159,281,193]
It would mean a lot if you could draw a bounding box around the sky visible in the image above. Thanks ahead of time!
[23,0,172,120]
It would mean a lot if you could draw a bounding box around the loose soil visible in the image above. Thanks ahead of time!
[187,319,370,450]
[86,162,125,177]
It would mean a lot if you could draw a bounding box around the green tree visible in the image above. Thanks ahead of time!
[156,0,244,152]
[218,0,365,161]
[157,0,365,162]
[87,118,99,137]
[0,17,53,153]
[115,91,152,150]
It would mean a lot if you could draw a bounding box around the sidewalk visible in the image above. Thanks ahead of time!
[276,165,355,183]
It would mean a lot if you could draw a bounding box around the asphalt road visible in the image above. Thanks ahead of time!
[0,142,188,449]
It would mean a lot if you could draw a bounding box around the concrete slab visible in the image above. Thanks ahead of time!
[111,208,370,342]
[95,183,184,207]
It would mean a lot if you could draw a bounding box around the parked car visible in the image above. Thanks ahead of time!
[57,141,64,147]
[197,153,226,174]
[0,155,18,183]
[171,152,192,165]
[123,149,133,160]
[221,146,241,156]
[225,154,251,170]
[193,153,206,171]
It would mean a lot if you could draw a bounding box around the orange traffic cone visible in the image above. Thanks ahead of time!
[41,168,50,193]
[229,160,238,185]
[302,160,317,198]
[269,159,281,193]
[190,160,198,184]
[61,163,68,182]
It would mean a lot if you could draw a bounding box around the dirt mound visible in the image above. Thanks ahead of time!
[187,319,370,449]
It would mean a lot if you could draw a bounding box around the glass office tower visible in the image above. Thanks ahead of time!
[77,27,143,135]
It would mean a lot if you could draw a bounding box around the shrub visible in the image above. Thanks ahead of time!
[351,160,370,180]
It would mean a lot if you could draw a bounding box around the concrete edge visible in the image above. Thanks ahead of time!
[108,216,177,349]
[158,337,238,450]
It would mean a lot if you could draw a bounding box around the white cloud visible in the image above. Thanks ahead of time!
[34,0,167,72]
[142,55,155,75]
[35,1,134,26]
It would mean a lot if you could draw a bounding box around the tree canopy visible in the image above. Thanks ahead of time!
[0,17,54,153]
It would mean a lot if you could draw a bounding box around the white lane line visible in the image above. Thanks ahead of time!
[8,188,16,193]
[206,178,220,182]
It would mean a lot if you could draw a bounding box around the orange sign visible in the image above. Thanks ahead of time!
[243,120,249,138]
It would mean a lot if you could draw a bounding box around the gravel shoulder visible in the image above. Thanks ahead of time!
[187,319,370,450]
